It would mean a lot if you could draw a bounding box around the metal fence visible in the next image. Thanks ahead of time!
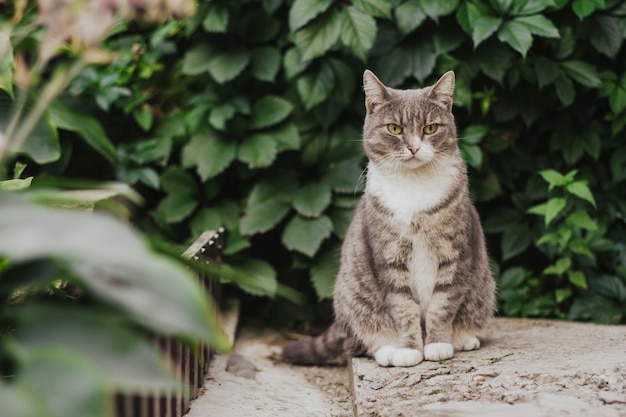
[114,229,223,417]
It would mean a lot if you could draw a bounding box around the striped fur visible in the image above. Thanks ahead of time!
[282,71,495,367]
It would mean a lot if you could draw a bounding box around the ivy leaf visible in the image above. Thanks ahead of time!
[328,207,354,238]
[182,130,237,181]
[293,10,341,61]
[222,257,278,297]
[49,101,116,164]
[250,47,281,82]
[282,215,333,257]
[572,0,605,20]
[269,123,301,151]
[514,15,559,39]
[351,0,391,18]
[250,96,294,129]
[181,44,216,75]
[155,167,198,223]
[555,74,575,106]
[501,223,531,261]
[339,6,377,61]
[472,16,502,48]
[0,31,14,98]
[460,143,483,168]
[203,3,229,33]
[589,16,622,58]
[534,57,561,88]
[543,257,572,275]
[209,103,237,131]
[561,61,601,88]
[566,181,596,207]
[310,244,340,299]
[538,169,565,189]
[288,0,334,32]
[420,0,460,20]
[545,197,567,226]
[292,181,332,217]
[297,63,336,110]
[498,19,534,57]
[395,1,427,35]
[568,270,588,290]
[240,199,291,235]
[206,49,251,84]
[321,159,363,193]
[237,133,278,168]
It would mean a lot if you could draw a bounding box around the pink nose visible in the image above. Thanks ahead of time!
[408,145,420,155]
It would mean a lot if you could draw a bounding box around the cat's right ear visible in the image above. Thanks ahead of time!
[363,70,389,113]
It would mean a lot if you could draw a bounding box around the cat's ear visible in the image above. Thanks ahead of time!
[363,70,389,112]
[429,71,455,111]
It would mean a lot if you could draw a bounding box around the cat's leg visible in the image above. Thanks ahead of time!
[371,291,425,367]
[423,289,459,361]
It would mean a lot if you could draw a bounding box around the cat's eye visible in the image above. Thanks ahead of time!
[387,124,403,134]
[423,124,438,134]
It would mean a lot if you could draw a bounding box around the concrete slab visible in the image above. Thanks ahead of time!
[350,318,626,417]
[185,307,352,417]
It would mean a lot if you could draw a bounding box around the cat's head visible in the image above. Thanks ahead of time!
[362,70,458,172]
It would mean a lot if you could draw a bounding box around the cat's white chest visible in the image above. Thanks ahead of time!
[367,163,457,312]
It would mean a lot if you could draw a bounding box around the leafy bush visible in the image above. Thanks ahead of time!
[5,0,626,324]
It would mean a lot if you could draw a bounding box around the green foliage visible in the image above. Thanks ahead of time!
[7,0,626,324]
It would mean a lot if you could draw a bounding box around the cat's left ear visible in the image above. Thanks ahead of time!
[428,71,455,111]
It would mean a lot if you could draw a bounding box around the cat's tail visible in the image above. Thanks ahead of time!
[281,322,351,365]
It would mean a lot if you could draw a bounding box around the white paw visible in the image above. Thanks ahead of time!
[453,334,480,351]
[424,343,454,361]
[374,346,423,367]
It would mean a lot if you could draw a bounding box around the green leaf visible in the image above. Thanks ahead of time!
[310,244,340,299]
[133,107,153,132]
[181,44,216,75]
[0,195,229,350]
[484,208,522,233]
[240,199,291,235]
[209,103,237,131]
[328,207,354,238]
[572,0,605,19]
[289,0,334,32]
[561,60,601,88]
[545,197,567,225]
[460,124,489,145]
[293,10,341,61]
[538,169,565,189]
[14,306,179,391]
[408,40,436,82]
[501,223,531,261]
[555,288,573,303]
[292,181,332,217]
[282,215,333,257]
[222,257,278,297]
[543,256,571,275]
[16,349,109,417]
[568,294,623,324]
[182,130,237,181]
[352,0,391,18]
[0,31,14,98]
[297,63,336,110]
[395,1,427,34]
[251,46,281,82]
[156,192,198,223]
[555,74,575,106]
[499,267,527,289]
[203,3,229,33]
[568,270,588,289]
[0,177,33,191]
[460,144,483,168]
[17,112,61,164]
[190,207,223,238]
[238,133,278,168]
[498,19,534,57]
[592,275,626,303]
[283,47,311,80]
[472,16,502,47]
[534,57,561,88]
[566,210,598,231]
[321,159,363,193]
[339,6,377,61]
[589,16,622,58]
[420,0,460,19]
[250,96,294,129]
[207,49,251,84]
[269,123,301,151]
[514,15,559,38]
[566,181,596,207]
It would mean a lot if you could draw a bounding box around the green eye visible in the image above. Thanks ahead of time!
[387,124,403,134]
[423,124,438,134]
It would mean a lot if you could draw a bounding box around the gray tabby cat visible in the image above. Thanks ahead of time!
[282,70,495,367]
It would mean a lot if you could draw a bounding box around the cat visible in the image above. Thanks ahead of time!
[281,70,496,367]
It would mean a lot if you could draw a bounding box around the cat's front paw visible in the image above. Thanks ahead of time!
[452,333,480,351]
[424,342,454,361]
[374,346,423,367]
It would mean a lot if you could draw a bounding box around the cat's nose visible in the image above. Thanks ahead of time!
[407,144,420,154]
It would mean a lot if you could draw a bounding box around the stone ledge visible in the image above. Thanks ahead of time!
[350,318,626,417]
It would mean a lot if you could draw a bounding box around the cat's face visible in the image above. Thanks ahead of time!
[362,71,458,172]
